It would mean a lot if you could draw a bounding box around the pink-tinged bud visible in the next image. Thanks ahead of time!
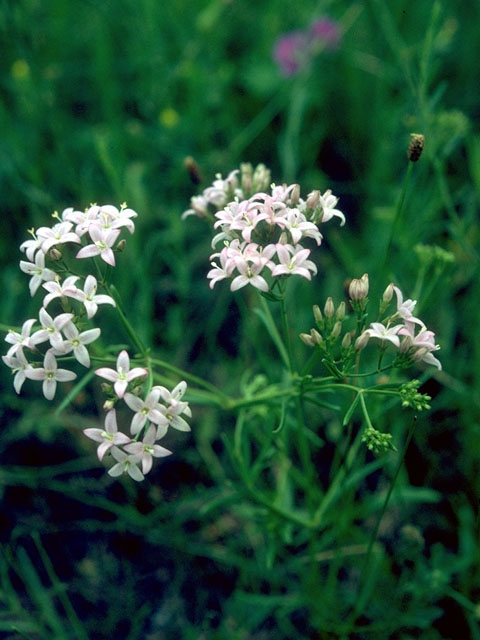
[300,332,314,347]
[336,301,346,321]
[349,274,369,301]
[331,321,342,338]
[355,332,370,351]
[383,283,394,303]
[306,190,320,210]
[103,398,115,410]
[290,184,301,205]
[49,248,62,261]
[324,297,334,318]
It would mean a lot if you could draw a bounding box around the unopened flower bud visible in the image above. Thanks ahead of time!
[336,301,346,321]
[341,332,352,349]
[252,163,271,192]
[331,321,342,338]
[349,274,369,301]
[306,190,320,210]
[324,297,334,318]
[383,283,394,304]
[355,332,370,351]
[408,133,425,162]
[116,239,127,252]
[101,382,112,394]
[183,156,203,185]
[49,248,62,261]
[300,332,315,347]
[313,304,323,326]
[103,398,115,410]
[310,328,323,345]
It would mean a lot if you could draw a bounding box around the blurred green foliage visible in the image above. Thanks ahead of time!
[1,0,479,638]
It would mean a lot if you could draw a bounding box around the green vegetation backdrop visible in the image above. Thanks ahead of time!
[0,0,479,638]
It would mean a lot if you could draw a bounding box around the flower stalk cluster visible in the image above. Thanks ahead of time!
[3,204,191,481]
[183,163,345,293]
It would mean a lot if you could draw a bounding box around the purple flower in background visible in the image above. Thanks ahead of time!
[309,18,341,51]
[273,17,341,77]
[273,31,310,77]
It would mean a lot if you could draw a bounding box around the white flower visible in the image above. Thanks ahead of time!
[231,256,269,292]
[36,221,81,253]
[124,388,169,435]
[83,409,131,460]
[5,319,38,357]
[392,286,424,326]
[95,350,148,399]
[76,226,121,266]
[318,190,345,226]
[361,322,403,348]
[34,308,74,351]
[25,350,76,400]
[108,446,144,481]
[75,275,116,319]
[20,236,42,261]
[154,381,191,433]
[19,251,57,296]
[283,209,322,245]
[53,321,100,368]
[271,244,317,279]
[2,349,33,393]
[42,275,82,308]
[123,424,171,475]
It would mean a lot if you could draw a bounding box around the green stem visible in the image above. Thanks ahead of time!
[379,160,414,281]
[347,416,417,627]
[149,356,229,400]
[106,283,148,357]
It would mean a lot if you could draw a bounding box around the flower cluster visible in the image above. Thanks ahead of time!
[3,203,192,480]
[357,284,442,370]
[273,17,341,77]
[183,164,345,293]
[300,276,441,372]
[84,353,191,481]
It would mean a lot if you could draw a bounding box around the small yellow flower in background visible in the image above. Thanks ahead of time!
[159,108,179,128]
[11,59,30,79]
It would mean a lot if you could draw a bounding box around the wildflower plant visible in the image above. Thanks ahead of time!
[180,158,446,601]
[3,204,191,480]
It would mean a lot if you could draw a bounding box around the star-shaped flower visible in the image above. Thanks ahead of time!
[19,251,57,296]
[53,321,101,368]
[83,409,131,460]
[76,226,121,266]
[25,350,76,400]
[95,350,148,399]
[75,275,116,319]
[2,349,32,394]
[123,424,171,474]
[108,446,144,481]
[124,387,169,435]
